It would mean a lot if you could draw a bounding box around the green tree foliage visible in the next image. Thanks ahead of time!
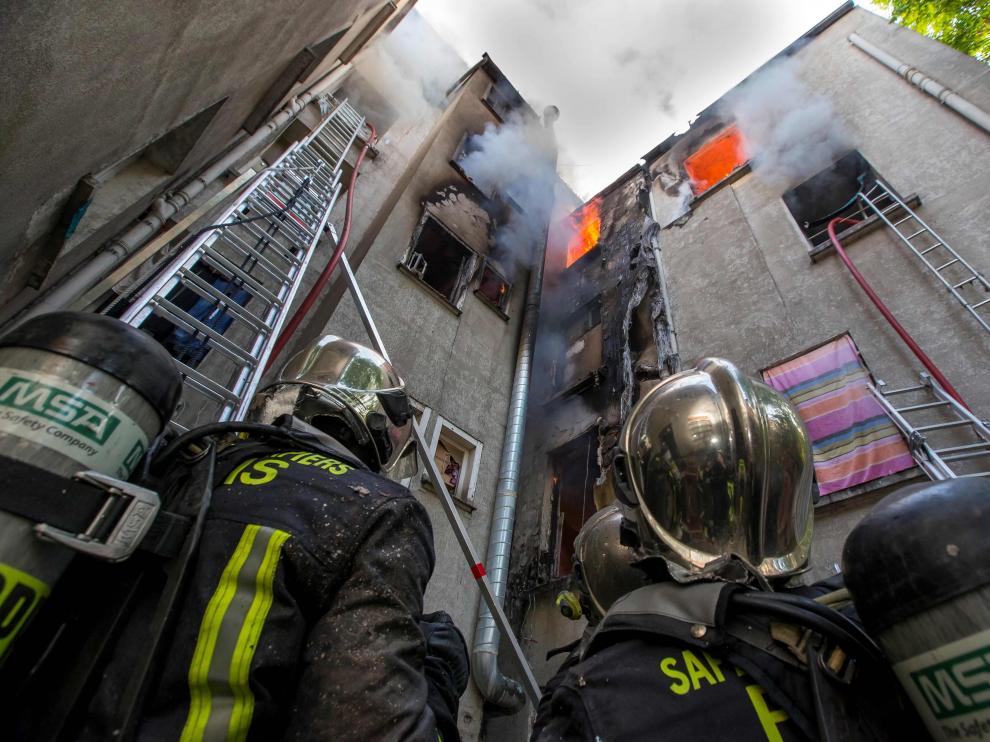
[873,0,990,61]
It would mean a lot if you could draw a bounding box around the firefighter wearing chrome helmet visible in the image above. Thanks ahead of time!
[72,336,468,742]
[533,358,919,742]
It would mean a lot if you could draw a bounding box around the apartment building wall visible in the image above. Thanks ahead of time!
[500,8,990,739]
[0,0,408,307]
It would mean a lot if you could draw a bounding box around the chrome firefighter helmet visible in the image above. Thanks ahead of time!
[614,358,814,580]
[249,336,417,476]
[572,504,650,621]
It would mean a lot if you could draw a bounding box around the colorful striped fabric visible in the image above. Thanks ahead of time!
[762,336,915,496]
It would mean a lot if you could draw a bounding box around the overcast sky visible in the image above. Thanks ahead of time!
[417,0,886,198]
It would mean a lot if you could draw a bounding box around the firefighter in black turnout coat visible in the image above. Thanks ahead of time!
[533,358,920,742]
[128,336,467,741]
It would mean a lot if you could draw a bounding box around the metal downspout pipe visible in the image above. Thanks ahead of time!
[471,106,559,712]
[848,33,990,135]
[15,63,353,324]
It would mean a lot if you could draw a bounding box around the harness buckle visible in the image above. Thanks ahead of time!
[35,471,160,562]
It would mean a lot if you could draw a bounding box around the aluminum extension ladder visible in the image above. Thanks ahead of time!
[117,98,366,431]
[871,372,990,480]
[858,179,990,336]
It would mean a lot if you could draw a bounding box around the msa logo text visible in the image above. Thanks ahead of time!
[0,376,120,444]
[911,646,990,720]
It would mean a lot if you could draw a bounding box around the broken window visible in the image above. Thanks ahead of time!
[482,82,516,121]
[782,150,879,251]
[401,214,477,308]
[475,259,511,314]
[565,197,602,268]
[549,429,600,576]
[552,299,603,393]
[762,334,914,500]
[683,124,748,197]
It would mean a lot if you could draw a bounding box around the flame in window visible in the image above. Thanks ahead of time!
[684,124,748,196]
[565,197,602,268]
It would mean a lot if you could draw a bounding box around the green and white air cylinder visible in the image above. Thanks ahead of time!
[0,311,181,663]
[843,478,990,741]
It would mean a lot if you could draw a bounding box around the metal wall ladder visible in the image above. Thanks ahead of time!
[871,372,990,480]
[116,98,366,430]
[858,179,990,336]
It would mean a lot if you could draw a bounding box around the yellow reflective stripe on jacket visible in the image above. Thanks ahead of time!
[180,525,290,742]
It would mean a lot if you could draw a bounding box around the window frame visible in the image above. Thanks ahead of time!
[474,258,512,317]
[399,211,480,312]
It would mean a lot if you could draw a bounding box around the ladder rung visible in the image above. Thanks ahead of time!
[943,449,990,463]
[954,277,978,290]
[903,229,928,240]
[956,472,990,479]
[934,442,990,455]
[935,259,959,272]
[892,216,913,226]
[972,298,990,309]
[920,243,944,255]
[915,420,974,432]
[880,384,927,395]
[152,298,258,368]
[175,360,241,405]
[896,400,950,413]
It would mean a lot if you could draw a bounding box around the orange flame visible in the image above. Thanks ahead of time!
[565,197,602,268]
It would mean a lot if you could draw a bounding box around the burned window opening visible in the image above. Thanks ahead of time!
[683,123,748,197]
[475,259,512,315]
[550,298,603,395]
[565,198,602,269]
[401,215,477,308]
[548,429,601,577]
[783,150,881,251]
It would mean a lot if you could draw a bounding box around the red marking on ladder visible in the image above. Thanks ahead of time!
[471,563,486,579]
[266,192,308,230]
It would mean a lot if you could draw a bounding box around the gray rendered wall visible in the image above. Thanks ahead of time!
[314,69,532,741]
[652,7,990,574]
[0,0,381,303]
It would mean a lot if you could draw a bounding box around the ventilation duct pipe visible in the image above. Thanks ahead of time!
[15,62,353,325]
[471,104,559,712]
[848,33,990,135]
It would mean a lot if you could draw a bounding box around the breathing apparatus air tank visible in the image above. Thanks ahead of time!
[843,478,990,741]
[0,312,181,663]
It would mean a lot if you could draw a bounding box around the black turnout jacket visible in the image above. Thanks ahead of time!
[135,426,444,742]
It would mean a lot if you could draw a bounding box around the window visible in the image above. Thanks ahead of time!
[475,260,511,314]
[762,334,914,501]
[549,430,600,576]
[550,299,603,394]
[683,124,748,197]
[401,214,478,309]
[421,415,483,504]
[482,82,516,121]
[782,150,878,251]
[565,197,602,268]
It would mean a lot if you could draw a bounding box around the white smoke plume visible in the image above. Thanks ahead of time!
[721,56,852,191]
[458,112,560,276]
[347,10,466,120]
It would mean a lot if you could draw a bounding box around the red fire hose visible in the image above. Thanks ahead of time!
[266,123,378,371]
[827,216,968,409]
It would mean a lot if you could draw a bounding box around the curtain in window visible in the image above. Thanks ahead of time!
[762,335,914,496]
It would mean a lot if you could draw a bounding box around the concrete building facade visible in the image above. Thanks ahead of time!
[0,0,414,315]
[498,5,990,738]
